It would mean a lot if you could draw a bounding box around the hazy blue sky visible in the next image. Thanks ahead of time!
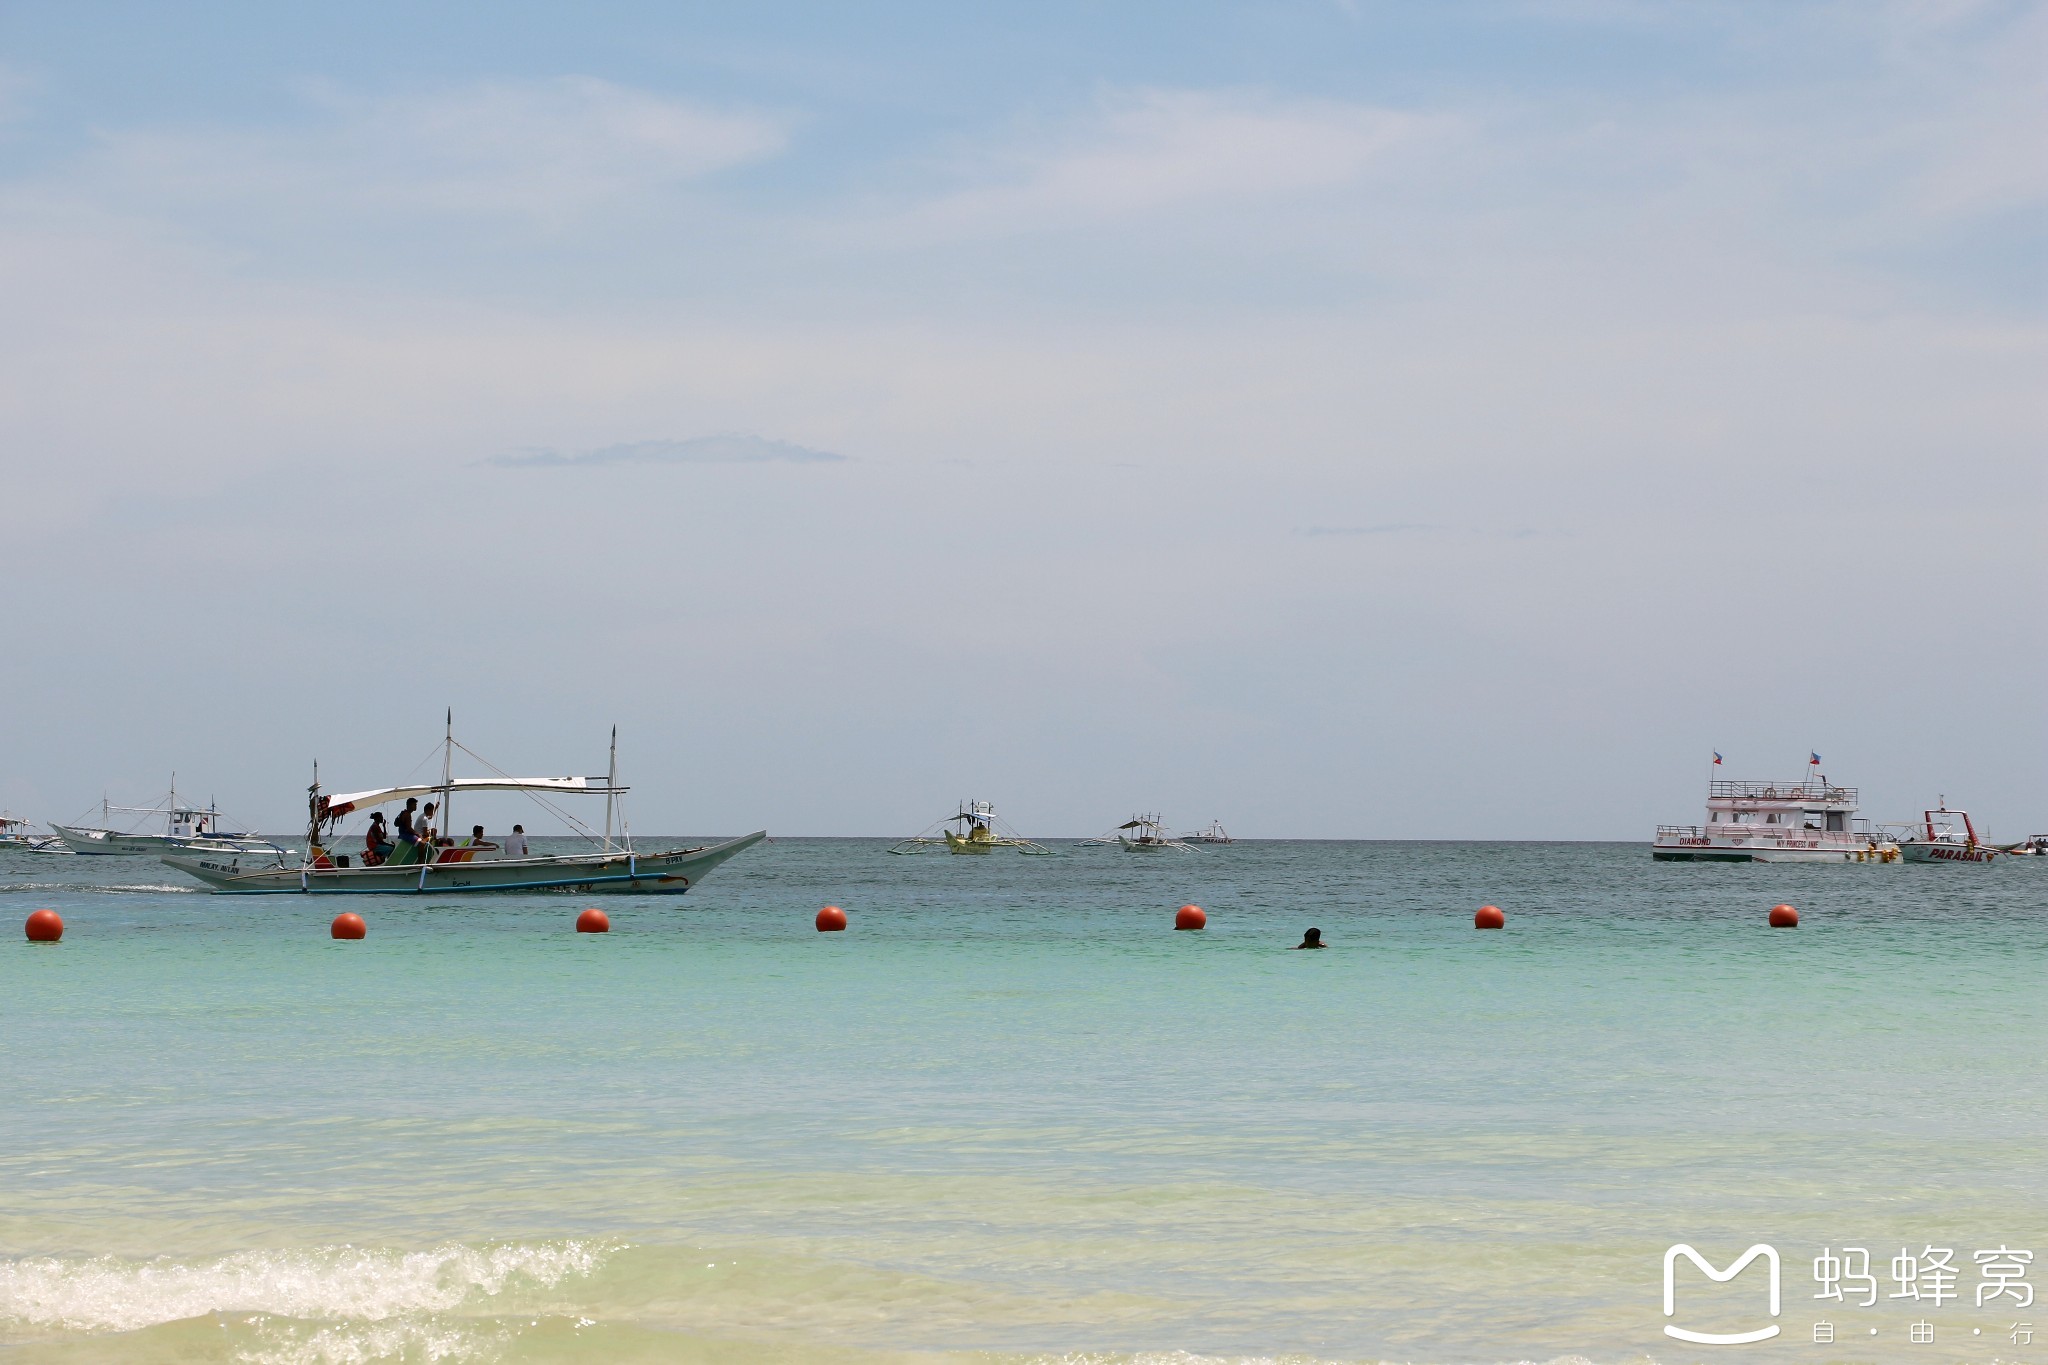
[1,1,2041,838]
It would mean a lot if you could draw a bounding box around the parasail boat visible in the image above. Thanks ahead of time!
[1179,820,1233,845]
[160,720,765,894]
[1898,801,2001,864]
[890,800,1054,855]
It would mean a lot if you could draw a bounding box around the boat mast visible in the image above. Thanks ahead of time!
[305,760,321,867]
[603,726,617,853]
[439,708,454,847]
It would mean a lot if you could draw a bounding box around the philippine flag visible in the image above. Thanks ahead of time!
[1712,752,1723,765]
[1810,752,1822,765]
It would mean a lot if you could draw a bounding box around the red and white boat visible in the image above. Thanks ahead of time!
[1898,801,2000,864]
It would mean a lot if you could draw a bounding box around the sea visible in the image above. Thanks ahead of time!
[2,839,2043,1365]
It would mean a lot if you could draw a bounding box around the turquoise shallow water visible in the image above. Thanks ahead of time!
[2,840,2045,1364]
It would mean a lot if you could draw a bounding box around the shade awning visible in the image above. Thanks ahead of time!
[319,777,626,818]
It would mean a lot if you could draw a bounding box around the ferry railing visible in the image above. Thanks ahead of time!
[1708,780,1857,804]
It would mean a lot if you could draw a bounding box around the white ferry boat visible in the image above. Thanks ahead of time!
[1653,775,1893,863]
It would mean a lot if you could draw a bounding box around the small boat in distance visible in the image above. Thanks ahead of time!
[1654,769,1894,862]
[1898,801,2001,864]
[0,812,65,852]
[51,783,284,857]
[1112,815,1192,853]
[161,720,765,894]
[1179,820,1233,845]
[890,800,1054,855]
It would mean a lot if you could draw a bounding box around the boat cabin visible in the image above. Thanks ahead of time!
[1705,779,1858,836]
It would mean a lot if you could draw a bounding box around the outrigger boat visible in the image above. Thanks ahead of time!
[51,782,285,857]
[890,800,1054,855]
[0,812,65,852]
[161,721,765,894]
[1898,800,2003,864]
[1111,814,1191,852]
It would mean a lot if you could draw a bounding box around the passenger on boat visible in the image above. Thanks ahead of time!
[462,824,497,852]
[363,811,394,866]
[503,824,530,858]
[1292,927,1326,949]
[395,798,420,844]
[420,801,440,845]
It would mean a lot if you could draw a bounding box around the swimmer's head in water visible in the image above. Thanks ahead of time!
[1299,927,1322,947]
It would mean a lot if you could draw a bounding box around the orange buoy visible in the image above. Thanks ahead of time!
[815,905,848,932]
[1769,903,1799,928]
[24,909,63,943]
[330,912,366,940]
[1474,905,1505,930]
[1175,904,1207,931]
[576,908,610,934]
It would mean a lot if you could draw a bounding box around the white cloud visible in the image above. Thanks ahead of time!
[86,76,786,226]
[890,88,1434,238]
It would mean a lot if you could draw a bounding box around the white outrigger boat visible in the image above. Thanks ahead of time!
[51,783,286,857]
[1111,814,1192,853]
[0,812,66,852]
[1653,771,1895,863]
[890,800,1054,855]
[161,723,765,895]
[1898,801,2002,864]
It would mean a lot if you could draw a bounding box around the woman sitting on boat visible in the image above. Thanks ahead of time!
[363,811,394,867]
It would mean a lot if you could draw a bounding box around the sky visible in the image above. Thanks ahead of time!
[0,0,2042,839]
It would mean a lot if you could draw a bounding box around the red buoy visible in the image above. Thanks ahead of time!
[1175,904,1207,931]
[24,909,63,943]
[330,912,366,940]
[576,908,610,934]
[1769,903,1799,929]
[1474,905,1505,930]
[816,905,848,932]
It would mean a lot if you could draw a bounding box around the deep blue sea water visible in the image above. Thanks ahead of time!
[3,839,2044,1364]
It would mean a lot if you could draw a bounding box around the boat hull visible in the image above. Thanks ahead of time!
[161,831,768,894]
[1652,839,1891,863]
[1899,841,1997,864]
[49,825,172,855]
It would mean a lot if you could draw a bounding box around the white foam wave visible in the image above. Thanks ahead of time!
[236,1315,508,1365]
[0,1240,608,1335]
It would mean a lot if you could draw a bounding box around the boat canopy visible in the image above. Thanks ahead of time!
[320,777,626,818]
